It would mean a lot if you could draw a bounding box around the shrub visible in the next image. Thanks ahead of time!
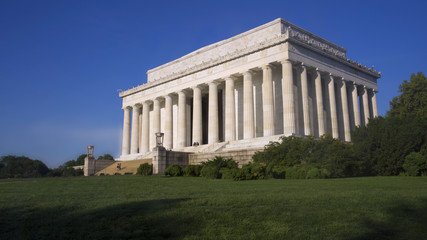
[114,172,121,175]
[137,163,153,176]
[270,166,286,179]
[306,168,321,179]
[233,162,266,180]
[403,152,427,176]
[200,156,238,179]
[284,165,310,179]
[200,166,221,179]
[165,165,183,177]
[253,135,361,178]
[184,165,201,177]
[124,172,133,175]
[220,168,238,180]
[201,156,238,169]
[99,173,105,176]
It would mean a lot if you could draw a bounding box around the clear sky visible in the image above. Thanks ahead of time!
[1,0,426,168]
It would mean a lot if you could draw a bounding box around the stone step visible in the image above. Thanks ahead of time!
[95,159,152,175]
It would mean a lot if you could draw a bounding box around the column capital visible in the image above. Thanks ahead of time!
[261,63,275,70]
[279,58,292,64]
[191,84,201,90]
[132,103,142,109]
[163,93,174,99]
[241,70,255,77]
[142,100,152,107]
[122,105,132,110]
[224,76,237,82]
[177,89,189,96]
[207,80,220,86]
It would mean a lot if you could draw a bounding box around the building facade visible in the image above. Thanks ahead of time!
[118,18,380,161]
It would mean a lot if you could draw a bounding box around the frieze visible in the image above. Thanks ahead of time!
[288,28,346,59]
[120,19,381,97]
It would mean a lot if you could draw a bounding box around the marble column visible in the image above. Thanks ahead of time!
[177,90,187,148]
[314,69,325,136]
[351,82,361,128]
[340,78,351,142]
[281,59,296,135]
[208,82,219,144]
[243,71,255,139]
[192,86,202,145]
[372,90,378,118]
[122,106,131,155]
[262,64,275,137]
[225,77,236,141]
[153,98,161,136]
[328,74,339,138]
[164,95,173,149]
[130,104,140,154]
[300,63,311,136]
[141,101,150,153]
[362,86,370,126]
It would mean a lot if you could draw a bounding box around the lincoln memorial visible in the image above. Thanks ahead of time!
[118,18,380,162]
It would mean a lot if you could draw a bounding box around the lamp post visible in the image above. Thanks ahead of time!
[87,145,94,158]
[155,132,164,148]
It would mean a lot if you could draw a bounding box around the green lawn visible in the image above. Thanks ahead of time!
[1,176,426,239]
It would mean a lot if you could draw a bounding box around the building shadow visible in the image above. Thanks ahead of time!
[348,198,427,240]
[0,198,196,239]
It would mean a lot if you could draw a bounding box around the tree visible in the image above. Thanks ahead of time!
[76,154,86,165]
[0,155,50,178]
[63,154,87,167]
[352,72,427,175]
[403,152,427,176]
[97,154,114,160]
[388,72,427,118]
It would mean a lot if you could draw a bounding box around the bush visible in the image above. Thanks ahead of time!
[270,166,286,179]
[403,152,427,176]
[114,172,121,175]
[219,168,238,180]
[200,166,220,179]
[124,172,133,175]
[200,156,238,179]
[233,162,266,181]
[137,163,153,176]
[201,156,238,169]
[184,165,201,177]
[165,165,183,177]
[99,173,105,176]
[252,135,361,178]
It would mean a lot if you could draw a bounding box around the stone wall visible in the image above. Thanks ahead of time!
[189,148,263,167]
[152,148,191,174]
[84,157,116,176]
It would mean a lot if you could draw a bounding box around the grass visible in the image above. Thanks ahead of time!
[1,176,427,239]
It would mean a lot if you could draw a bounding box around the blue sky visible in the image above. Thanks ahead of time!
[1,0,426,168]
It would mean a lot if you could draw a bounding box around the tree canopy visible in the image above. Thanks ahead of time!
[388,72,427,118]
[352,72,427,176]
[0,155,50,178]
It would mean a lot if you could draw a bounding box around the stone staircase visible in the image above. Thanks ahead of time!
[223,135,282,151]
[95,159,152,175]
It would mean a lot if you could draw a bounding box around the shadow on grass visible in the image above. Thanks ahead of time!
[0,198,196,239]
[349,198,427,240]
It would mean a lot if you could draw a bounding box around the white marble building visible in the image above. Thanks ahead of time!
[118,18,380,161]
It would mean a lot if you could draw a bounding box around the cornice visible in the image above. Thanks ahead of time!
[120,19,381,98]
